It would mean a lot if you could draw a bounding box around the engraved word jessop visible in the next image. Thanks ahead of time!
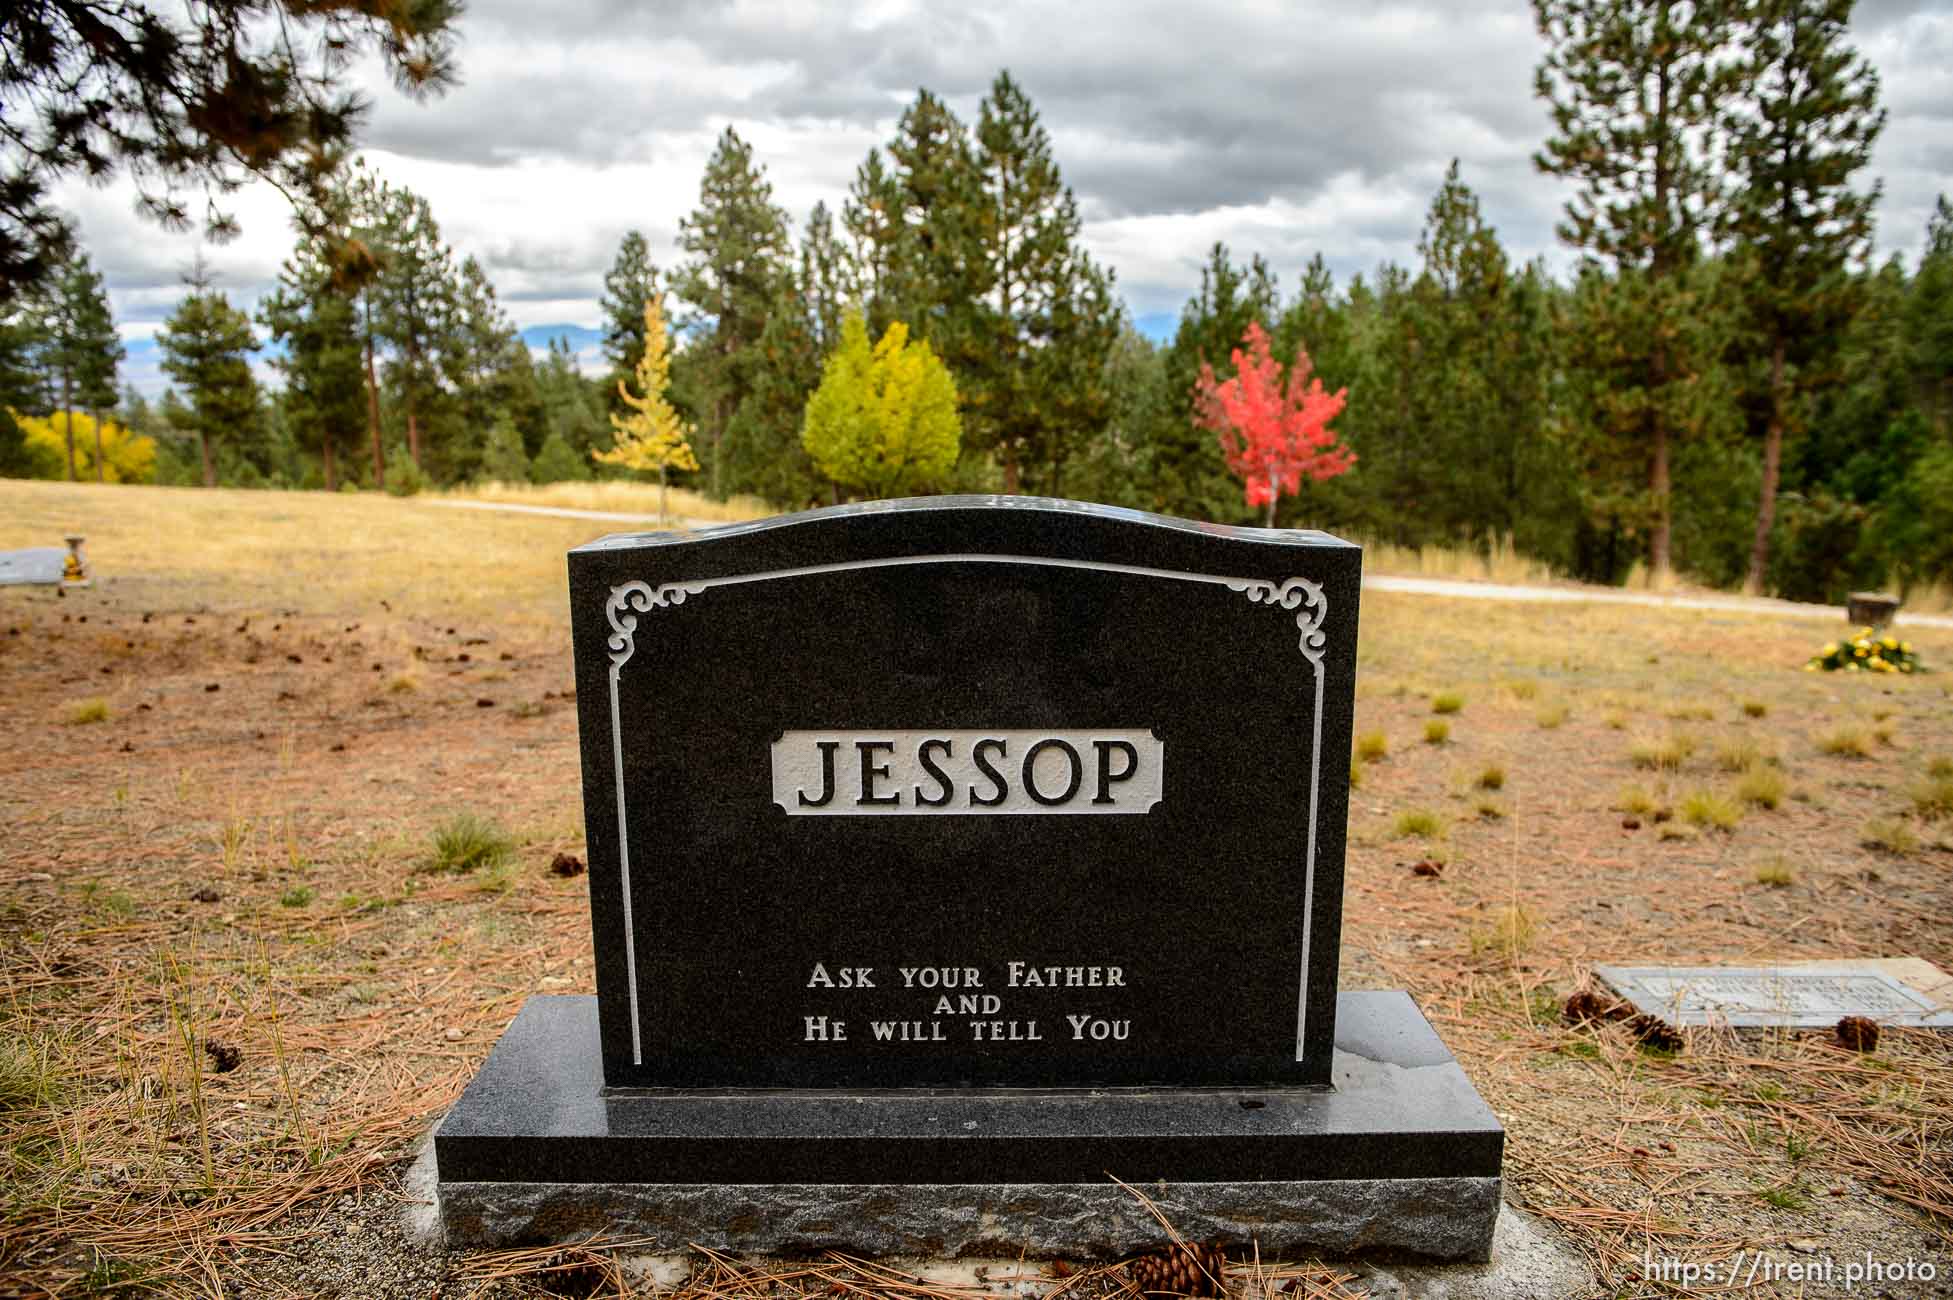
[770,729,1164,815]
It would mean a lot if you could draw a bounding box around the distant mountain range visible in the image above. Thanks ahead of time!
[120,315,1180,398]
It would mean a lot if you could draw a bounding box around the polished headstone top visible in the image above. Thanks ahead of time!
[567,496,1362,1090]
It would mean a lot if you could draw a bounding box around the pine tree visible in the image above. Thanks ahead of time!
[156,275,260,487]
[880,91,992,376]
[479,412,532,484]
[671,128,792,498]
[1533,0,1739,574]
[260,228,365,490]
[0,1,460,302]
[967,71,1121,495]
[32,251,122,481]
[599,231,660,401]
[799,203,851,354]
[842,148,903,335]
[595,297,698,523]
[366,180,458,471]
[1722,0,1884,591]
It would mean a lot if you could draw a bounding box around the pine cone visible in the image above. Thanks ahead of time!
[1127,1242,1226,1297]
[1835,1015,1879,1053]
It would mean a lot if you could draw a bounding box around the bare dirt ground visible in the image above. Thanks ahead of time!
[2,481,1951,1299]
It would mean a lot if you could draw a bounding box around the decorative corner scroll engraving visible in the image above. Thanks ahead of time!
[606,580,707,669]
[1227,577,1328,665]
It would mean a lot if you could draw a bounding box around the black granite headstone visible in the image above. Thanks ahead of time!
[434,497,1503,1260]
[571,496,1356,1090]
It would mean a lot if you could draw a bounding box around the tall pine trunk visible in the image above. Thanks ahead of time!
[199,428,215,487]
[1649,366,1671,579]
[1745,336,1788,594]
[364,329,384,491]
[92,409,105,482]
[61,371,76,480]
[407,404,421,468]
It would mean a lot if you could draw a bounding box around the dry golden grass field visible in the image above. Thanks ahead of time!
[2,479,1951,1299]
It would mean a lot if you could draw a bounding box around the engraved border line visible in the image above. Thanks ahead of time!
[604,554,1327,1069]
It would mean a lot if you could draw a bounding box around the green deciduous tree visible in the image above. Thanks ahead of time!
[802,312,960,499]
[1722,0,1883,591]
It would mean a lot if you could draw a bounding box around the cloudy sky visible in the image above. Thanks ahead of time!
[52,0,1953,394]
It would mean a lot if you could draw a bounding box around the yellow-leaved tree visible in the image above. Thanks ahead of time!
[16,412,155,484]
[593,296,698,525]
[802,312,960,500]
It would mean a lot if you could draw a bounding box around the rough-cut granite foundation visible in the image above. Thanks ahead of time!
[437,1176,1501,1260]
[433,991,1503,1260]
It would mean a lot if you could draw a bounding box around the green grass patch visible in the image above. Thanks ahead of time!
[423,812,517,875]
[1355,730,1389,763]
[278,885,315,908]
[1423,719,1450,745]
[1431,691,1465,715]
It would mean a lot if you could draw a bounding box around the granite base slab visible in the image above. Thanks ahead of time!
[433,992,1502,1260]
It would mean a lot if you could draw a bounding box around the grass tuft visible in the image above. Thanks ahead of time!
[277,885,315,909]
[1753,857,1795,888]
[423,812,516,875]
[0,1030,67,1112]
[387,672,419,694]
[1735,766,1787,810]
[1909,773,1953,820]
[1393,808,1445,839]
[1615,784,1659,816]
[1680,789,1742,831]
[1861,816,1918,855]
[1816,725,1873,758]
[1505,679,1539,701]
[1469,904,1537,962]
[1629,732,1696,771]
[1928,755,1953,780]
[1475,762,1506,790]
[1535,700,1570,729]
[1715,736,1769,773]
[1355,731,1389,763]
[1424,719,1451,745]
[1474,795,1507,820]
[1741,699,1769,719]
[1431,691,1465,715]
[64,696,110,725]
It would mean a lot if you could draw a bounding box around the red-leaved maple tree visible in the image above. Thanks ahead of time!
[1194,321,1354,526]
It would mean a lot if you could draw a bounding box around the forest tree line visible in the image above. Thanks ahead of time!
[3,3,1952,603]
